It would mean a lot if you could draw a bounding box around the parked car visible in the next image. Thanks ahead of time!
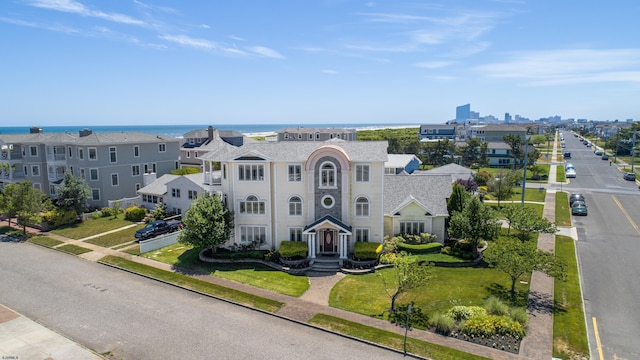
[571,202,588,216]
[563,152,571,159]
[135,219,182,241]
[601,154,609,160]
[624,172,636,181]
[569,193,585,206]
[566,168,577,178]
[594,149,603,156]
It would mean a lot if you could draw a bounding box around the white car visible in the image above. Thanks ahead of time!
[566,168,577,178]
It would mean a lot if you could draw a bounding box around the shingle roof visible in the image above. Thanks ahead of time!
[385,154,421,168]
[137,174,179,195]
[383,174,452,216]
[0,132,179,145]
[200,140,389,162]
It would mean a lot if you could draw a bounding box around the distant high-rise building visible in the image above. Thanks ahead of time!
[456,104,471,121]
[505,113,512,123]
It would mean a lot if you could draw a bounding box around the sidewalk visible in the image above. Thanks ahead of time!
[0,135,576,359]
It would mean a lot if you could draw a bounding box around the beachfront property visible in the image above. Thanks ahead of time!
[0,127,180,208]
[418,124,463,141]
[180,126,249,170]
[137,172,207,215]
[191,139,452,260]
[276,127,357,142]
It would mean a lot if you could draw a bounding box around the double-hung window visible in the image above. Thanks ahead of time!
[320,162,336,188]
[400,221,426,235]
[288,165,302,182]
[355,197,369,217]
[240,195,265,214]
[238,164,264,181]
[289,196,302,216]
[356,164,370,182]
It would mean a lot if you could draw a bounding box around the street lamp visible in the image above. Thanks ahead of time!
[521,134,531,208]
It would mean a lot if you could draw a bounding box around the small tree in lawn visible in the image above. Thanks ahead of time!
[179,193,233,255]
[448,196,500,256]
[487,171,518,207]
[1,181,51,235]
[56,171,91,217]
[379,256,432,312]
[483,236,565,297]
[111,200,122,219]
[501,204,557,241]
[447,183,469,216]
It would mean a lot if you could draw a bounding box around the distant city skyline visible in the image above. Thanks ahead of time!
[1,1,639,126]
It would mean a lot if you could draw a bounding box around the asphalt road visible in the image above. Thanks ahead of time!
[560,132,640,360]
[0,241,407,360]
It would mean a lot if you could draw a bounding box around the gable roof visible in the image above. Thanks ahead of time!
[385,154,421,168]
[383,174,452,217]
[137,174,179,195]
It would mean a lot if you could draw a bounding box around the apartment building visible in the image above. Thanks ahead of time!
[276,127,357,142]
[0,128,180,208]
[181,126,247,169]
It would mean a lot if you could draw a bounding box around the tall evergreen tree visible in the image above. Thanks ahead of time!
[56,171,91,216]
[448,196,500,256]
[179,193,234,254]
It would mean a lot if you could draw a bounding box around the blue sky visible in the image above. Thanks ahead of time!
[2,0,639,126]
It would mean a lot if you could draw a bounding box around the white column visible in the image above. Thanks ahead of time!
[339,234,347,259]
[308,233,316,258]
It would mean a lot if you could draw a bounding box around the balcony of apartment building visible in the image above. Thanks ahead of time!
[47,165,67,183]
[0,163,25,183]
[1,145,24,163]
[45,145,67,164]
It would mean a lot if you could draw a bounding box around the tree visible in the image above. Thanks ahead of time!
[448,196,501,256]
[447,183,469,216]
[483,236,565,296]
[503,134,523,169]
[111,200,122,219]
[501,204,557,241]
[0,181,51,235]
[56,171,91,216]
[379,256,432,312]
[178,193,234,253]
[460,137,488,168]
[487,171,518,207]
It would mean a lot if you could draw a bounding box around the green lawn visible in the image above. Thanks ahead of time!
[309,314,489,360]
[553,236,589,359]
[51,214,138,239]
[508,187,547,202]
[141,243,310,297]
[556,166,566,182]
[406,253,468,263]
[489,202,545,219]
[58,244,93,255]
[83,224,145,248]
[28,236,64,247]
[555,192,571,227]
[99,255,283,313]
[330,264,529,320]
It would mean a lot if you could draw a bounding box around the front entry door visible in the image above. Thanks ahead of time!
[321,229,336,253]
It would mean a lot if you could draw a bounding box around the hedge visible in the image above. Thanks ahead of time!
[397,242,443,254]
[278,241,308,259]
[43,208,77,228]
[353,242,382,260]
[125,206,146,222]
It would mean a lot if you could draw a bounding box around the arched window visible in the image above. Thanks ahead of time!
[289,196,302,216]
[240,195,265,214]
[320,162,336,188]
[355,197,369,217]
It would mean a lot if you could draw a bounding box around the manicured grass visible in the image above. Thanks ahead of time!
[141,243,310,297]
[556,166,566,182]
[99,255,283,312]
[508,187,547,202]
[309,314,489,360]
[553,236,589,360]
[406,253,468,263]
[330,265,530,320]
[58,244,93,255]
[489,202,544,219]
[28,236,64,247]
[121,245,140,255]
[555,192,571,227]
[51,214,138,239]
[83,224,145,248]
[112,242,137,250]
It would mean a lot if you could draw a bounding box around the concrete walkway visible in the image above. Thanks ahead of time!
[0,132,576,359]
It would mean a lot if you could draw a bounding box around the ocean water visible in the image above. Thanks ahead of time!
[0,123,421,138]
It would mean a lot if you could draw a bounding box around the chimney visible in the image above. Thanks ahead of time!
[79,129,93,137]
[208,126,214,141]
[30,126,43,134]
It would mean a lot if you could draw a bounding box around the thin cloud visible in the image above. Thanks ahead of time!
[414,61,454,69]
[247,46,285,59]
[159,34,218,50]
[476,48,640,85]
[322,69,338,74]
[0,16,79,33]
[27,0,146,26]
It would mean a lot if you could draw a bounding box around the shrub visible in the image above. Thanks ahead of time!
[124,206,146,222]
[353,242,382,260]
[429,312,455,334]
[397,242,443,254]
[452,239,474,253]
[264,250,280,262]
[100,207,115,217]
[440,246,451,255]
[212,250,265,260]
[484,296,510,316]
[447,306,487,322]
[474,171,492,186]
[510,307,528,325]
[463,314,526,338]
[278,241,308,259]
[43,208,77,228]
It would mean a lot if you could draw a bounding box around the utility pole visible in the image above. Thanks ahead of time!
[521,134,529,208]
[632,132,637,173]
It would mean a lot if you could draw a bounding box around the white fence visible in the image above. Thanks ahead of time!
[108,196,142,209]
[139,231,180,254]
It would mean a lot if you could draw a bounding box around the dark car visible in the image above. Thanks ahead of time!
[134,220,181,240]
[594,149,603,156]
[601,154,609,160]
[569,193,585,206]
[563,152,571,159]
[571,202,588,216]
[624,172,636,181]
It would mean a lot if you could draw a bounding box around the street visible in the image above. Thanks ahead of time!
[560,132,640,360]
[0,240,405,360]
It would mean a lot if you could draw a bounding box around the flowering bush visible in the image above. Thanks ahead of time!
[462,314,525,339]
[447,306,487,321]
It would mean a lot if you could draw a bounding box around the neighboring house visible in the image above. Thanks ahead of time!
[181,126,247,169]
[418,124,459,141]
[0,128,180,208]
[385,154,422,174]
[419,163,476,183]
[468,124,527,142]
[276,127,357,142]
[486,142,513,167]
[198,139,451,260]
[138,172,207,215]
